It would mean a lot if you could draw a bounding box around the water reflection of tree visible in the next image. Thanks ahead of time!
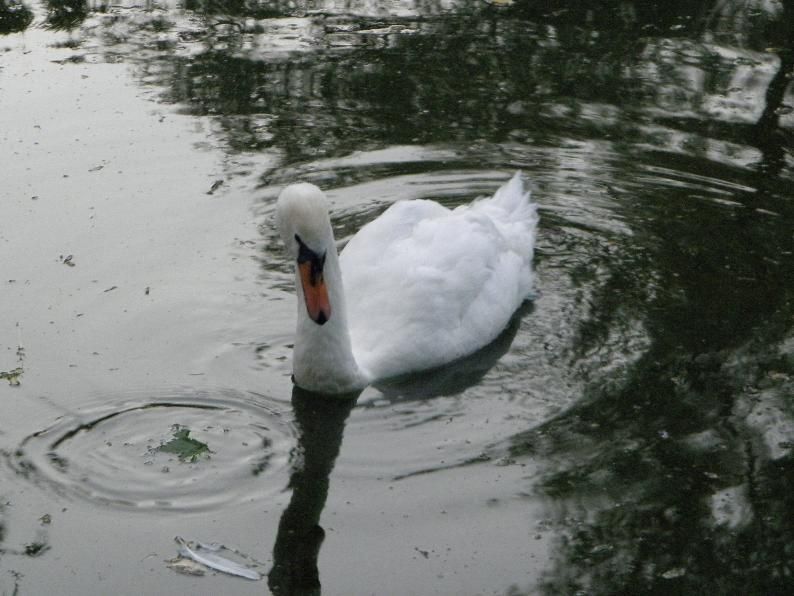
[33,0,791,181]
[148,19,555,170]
[530,226,794,592]
[184,0,291,18]
[130,0,794,185]
[141,1,726,180]
[753,0,794,177]
[519,16,794,587]
[44,0,89,31]
[0,0,32,34]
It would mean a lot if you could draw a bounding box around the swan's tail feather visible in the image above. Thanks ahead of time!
[481,172,539,299]
[488,171,536,220]
[480,172,539,236]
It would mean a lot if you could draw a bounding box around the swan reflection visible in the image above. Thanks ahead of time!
[268,386,357,595]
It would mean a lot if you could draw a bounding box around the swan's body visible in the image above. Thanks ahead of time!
[276,173,538,394]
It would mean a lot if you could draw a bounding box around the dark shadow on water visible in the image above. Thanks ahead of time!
[268,386,357,596]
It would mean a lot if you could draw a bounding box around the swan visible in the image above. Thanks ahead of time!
[276,172,538,395]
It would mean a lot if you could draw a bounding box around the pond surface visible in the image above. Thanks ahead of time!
[1,0,793,594]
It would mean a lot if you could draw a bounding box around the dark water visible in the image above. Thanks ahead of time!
[1,0,793,594]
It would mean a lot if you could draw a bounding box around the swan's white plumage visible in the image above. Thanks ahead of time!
[276,173,538,394]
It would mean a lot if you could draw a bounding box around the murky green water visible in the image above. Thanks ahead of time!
[1,1,793,594]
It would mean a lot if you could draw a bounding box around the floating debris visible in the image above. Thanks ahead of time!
[3,329,25,385]
[0,367,23,386]
[167,555,206,576]
[206,179,224,195]
[156,426,210,462]
[173,537,261,580]
[23,542,50,557]
[661,567,687,579]
[60,254,75,267]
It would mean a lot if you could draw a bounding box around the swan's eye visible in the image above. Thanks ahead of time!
[295,234,310,261]
[295,234,321,267]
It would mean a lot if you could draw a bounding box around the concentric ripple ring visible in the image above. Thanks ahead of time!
[7,390,295,513]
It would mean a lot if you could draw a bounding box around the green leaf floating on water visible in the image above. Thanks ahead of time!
[157,426,210,462]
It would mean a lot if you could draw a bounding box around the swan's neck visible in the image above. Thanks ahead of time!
[292,247,366,394]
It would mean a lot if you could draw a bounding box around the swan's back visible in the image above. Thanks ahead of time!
[340,173,538,380]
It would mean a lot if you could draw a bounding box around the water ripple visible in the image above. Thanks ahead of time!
[5,389,294,513]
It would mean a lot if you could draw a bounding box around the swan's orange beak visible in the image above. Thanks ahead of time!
[299,260,331,325]
[298,252,332,326]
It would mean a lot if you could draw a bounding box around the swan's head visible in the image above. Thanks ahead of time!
[276,183,334,326]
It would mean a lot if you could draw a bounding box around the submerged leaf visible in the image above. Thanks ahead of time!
[0,367,23,386]
[167,556,207,576]
[24,542,50,557]
[157,427,210,462]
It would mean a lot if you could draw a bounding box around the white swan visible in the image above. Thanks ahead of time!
[276,173,538,395]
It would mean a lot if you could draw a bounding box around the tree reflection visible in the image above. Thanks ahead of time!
[117,0,789,185]
[184,0,293,18]
[508,177,794,592]
[44,0,88,31]
[0,0,32,34]
[269,386,357,596]
[753,0,794,177]
[529,319,794,592]
[136,1,685,179]
[513,5,794,588]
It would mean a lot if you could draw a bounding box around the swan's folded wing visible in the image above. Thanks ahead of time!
[340,197,534,380]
